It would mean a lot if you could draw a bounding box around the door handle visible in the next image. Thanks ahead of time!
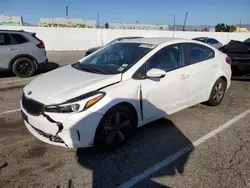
[8,48,17,51]
[180,74,189,79]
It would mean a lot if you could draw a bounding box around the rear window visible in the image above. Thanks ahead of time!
[11,34,29,44]
[186,43,215,65]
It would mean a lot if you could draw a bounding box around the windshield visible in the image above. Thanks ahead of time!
[73,42,155,75]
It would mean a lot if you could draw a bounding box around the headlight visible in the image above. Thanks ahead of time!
[45,92,105,113]
[45,104,80,113]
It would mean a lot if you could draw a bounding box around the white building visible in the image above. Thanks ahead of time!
[0,15,23,26]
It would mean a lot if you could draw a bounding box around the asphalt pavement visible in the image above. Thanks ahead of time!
[0,52,250,188]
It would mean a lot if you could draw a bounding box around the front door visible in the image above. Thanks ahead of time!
[140,44,188,121]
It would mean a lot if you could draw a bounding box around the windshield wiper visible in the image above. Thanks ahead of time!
[79,65,112,75]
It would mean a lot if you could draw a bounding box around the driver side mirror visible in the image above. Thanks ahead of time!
[146,68,166,78]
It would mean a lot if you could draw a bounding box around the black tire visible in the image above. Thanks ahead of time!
[94,105,137,150]
[12,57,36,78]
[205,78,227,106]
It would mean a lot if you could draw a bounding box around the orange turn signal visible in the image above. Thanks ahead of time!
[84,95,103,109]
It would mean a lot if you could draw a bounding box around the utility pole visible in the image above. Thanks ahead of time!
[97,11,99,28]
[173,15,176,38]
[240,20,242,28]
[66,6,68,17]
[173,15,176,31]
[183,12,188,31]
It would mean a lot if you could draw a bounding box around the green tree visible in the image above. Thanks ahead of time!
[215,23,237,32]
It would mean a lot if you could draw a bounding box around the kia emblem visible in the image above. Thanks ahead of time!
[27,91,32,95]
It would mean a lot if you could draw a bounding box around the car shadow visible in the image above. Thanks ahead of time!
[0,62,59,78]
[37,62,59,74]
[73,98,194,187]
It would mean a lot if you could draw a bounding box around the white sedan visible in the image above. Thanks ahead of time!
[21,37,232,150]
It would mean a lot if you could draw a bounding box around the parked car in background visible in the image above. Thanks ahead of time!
[192,37,222,49]
[21,37,231,150]
[244,38,250,43]
[0,30,48,77]
[219,39,250,76]
[85,36,144,56]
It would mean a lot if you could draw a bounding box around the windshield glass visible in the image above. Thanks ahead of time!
[73,42,155,75]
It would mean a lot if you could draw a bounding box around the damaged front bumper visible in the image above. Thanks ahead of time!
[20,100,103,148]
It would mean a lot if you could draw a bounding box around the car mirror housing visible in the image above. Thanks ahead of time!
[146,68,166,78]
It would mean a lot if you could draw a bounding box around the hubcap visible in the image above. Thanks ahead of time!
[213,82,224,102]
[103,112,131,144]
[17,62,32,75]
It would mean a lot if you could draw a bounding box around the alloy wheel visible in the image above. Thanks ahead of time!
[213,82,224,102]
[16,61,33,76]
[103,112,131,144]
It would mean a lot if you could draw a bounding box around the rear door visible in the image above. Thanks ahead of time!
[0,33,18,69]
[183,43,217,105]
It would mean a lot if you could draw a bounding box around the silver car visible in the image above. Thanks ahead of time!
[193,37,223,49]
[0,30,48,77]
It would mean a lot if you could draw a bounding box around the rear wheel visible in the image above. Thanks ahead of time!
[205,78,227,106]
[94,105,137,150]
[12,57,36,78]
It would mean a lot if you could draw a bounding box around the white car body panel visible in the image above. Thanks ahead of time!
[21,37,232,148]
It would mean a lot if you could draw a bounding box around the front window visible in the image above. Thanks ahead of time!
[73,42,155,74]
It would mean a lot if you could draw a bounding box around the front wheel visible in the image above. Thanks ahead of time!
[205,78,227,106]
[94,105,137,150]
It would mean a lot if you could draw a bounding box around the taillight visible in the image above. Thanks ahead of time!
[225,56,231,65]
[34,35,45,49]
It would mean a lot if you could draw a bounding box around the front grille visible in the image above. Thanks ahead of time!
[22,94,45,116]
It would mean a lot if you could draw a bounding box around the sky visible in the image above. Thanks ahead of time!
[1,0,250,25]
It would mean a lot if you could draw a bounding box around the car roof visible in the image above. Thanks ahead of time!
[0,29,25,33]
[120,37,193,45]
[0,30,34,35]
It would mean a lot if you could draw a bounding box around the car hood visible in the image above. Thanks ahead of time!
[23,65,121,105]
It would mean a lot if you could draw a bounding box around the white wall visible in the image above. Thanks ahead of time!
[1,26,249,51]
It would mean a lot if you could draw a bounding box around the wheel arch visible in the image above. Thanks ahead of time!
[219,76,227,88]
[101,102,139,126]
[9,54,38,70]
